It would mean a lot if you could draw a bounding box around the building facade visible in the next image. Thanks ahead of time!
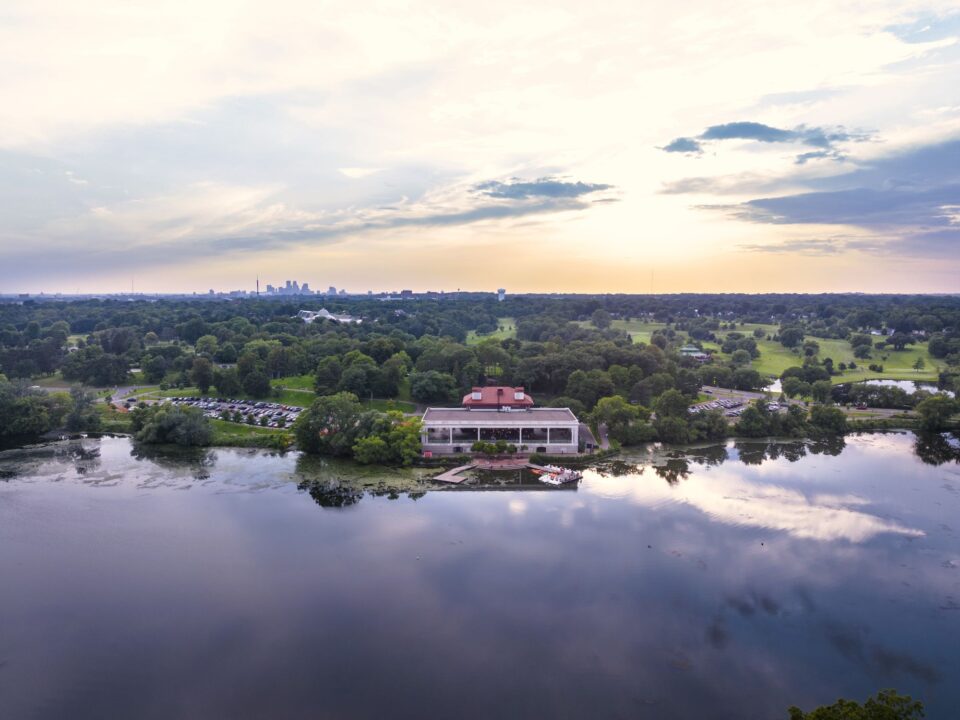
[421,409,579,457]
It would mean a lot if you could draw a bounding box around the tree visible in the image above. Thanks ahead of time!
[915,395,959,431]
[912,356,925,373]
[810,380,833,404]
[213,368,241,397]
[142,354,169,383]
[130,404,212,446]
[732,367,764,391]
[782,377,806,399]
[809,405,847,435]
[590,308,611,329]
[589,395,638,436]
[653,389,692,444]
[409,370,457,403]
[653,389,688,419]
[339,364,373,397]
[294,392,364,456]
[566,369,616,409]
[190,357,214,394]
[352,435,392,464]
[731,349,752,367]
[888,333,915,351]
[194,334,219,356]
[314,357,343,395]
[787,689,923,720]
[631,372,674,406]
[779,326,805,348]
[64,387,100,432]
[242,370,271,398]
[735,402,773,438]
[0,376,69,438]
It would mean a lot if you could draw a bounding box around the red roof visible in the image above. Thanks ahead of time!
[462,386,534,409]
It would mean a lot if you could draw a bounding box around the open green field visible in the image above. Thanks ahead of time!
[275,374,315,390]
[467,317,516,345]
[713,333,942,384]
[573,319,667,344]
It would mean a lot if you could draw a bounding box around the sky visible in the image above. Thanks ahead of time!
[1,0,959,294]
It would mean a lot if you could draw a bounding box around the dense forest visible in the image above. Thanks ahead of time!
[1,293,958,452]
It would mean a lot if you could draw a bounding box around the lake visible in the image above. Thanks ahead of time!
[1,434,959,719]
[854,379,955,397]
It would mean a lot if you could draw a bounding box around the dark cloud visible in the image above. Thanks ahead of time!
[707,139,960,259]
[700,122,795,143]
[794,150,836,165]
[661,137,702,154]
[474,177,612,200]
[661,121,871,162]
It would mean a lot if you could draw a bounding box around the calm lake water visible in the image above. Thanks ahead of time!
[1,433,959,719]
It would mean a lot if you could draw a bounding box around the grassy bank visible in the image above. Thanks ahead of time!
[466,317,516,345]
[574,319,666,344]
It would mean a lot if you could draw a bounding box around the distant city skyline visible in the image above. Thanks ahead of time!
[2,1,960,294]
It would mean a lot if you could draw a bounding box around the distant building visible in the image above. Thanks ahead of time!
[421,386,579,455]
[327,286,337,296]
[266,284,275,294]
[400,289,413,298]
[679,345,711,362]
[301,283,311,294]
[296,308,362,325]
[497,288,506,302]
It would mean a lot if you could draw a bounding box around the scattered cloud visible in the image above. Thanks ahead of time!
[661,121,872,162]
[885,10,960,44]
[712,139,960,258]
[474,177,613,200]
[0,174,616,277]
[661,137,703,154]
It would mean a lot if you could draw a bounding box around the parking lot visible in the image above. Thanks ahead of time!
[689,397,787,418]
[165,397,302,428]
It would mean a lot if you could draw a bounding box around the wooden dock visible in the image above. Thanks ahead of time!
[433,463,477,484]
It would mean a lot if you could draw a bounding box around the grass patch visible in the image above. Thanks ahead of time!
[362,398,418,413]
[96,405,133,433]
[467,317,516,345]
[210,419,292,449]
[574,319,667,344]
[712,332,941,384]
[275,374,315,391]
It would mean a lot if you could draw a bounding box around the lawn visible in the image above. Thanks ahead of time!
[210,419,292,448]
[275,374,315,390]
[717,334,942,384]
[467,317,516,345]
[575,319,667,344]
[362,398,418,413]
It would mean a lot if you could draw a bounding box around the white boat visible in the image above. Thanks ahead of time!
[537,467,582,486]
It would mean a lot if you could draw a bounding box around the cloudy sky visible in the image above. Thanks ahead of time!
[2,0,959,294]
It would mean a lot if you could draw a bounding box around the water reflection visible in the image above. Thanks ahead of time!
[1,434,959,720]
[914,431,960,466]
[129,443,216,479]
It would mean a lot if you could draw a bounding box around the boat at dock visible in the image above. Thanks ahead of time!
[532,464,582,486]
